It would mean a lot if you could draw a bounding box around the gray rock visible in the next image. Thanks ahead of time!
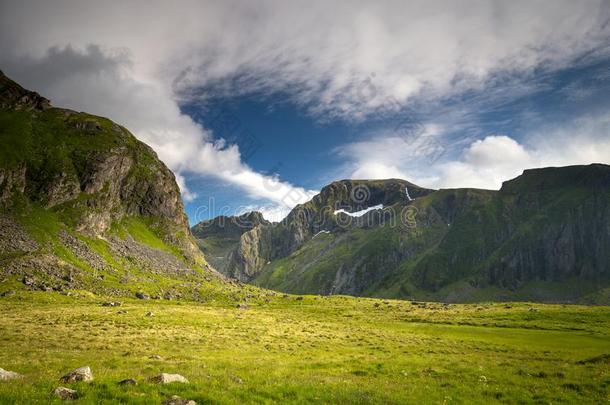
[164,395,197,405]
[145,311,154,317]
[102,301,122,307]
[54,387,78,400]
[0,367,22,380]
[150,373,189,384]
[149,355,163,360]
[135,292,150,300]
[60,366,93,383]
[118,378,137,386]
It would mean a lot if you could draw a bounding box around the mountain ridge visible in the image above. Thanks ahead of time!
[0,71,255,301]
[194,165,610,303]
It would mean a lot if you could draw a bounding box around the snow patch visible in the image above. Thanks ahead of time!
[333,204,384,217]
[312,230,331,238]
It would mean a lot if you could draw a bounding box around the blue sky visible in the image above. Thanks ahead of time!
[180,56,610,223]
[1,1,609,223]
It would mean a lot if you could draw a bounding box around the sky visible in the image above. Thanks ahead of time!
[1,0,609,223]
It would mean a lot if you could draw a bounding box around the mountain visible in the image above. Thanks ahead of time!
[191,211,269,273]
[202,168,610,303]
[0,71,248,300]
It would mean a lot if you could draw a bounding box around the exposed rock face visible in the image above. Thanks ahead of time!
[224,165,610,303]
[225,179,433,281]
[0,70,50,111]
[0,71,202,265]
[192,211,270,275]
[0,166,26,206]
[192,211,269,240]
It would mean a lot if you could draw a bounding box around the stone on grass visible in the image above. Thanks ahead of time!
[118,378,137,386]
[60,366,93,383]
[164,395,197,405]
[0,367,22,380]
[149,354,163,360]
[136,292,150,300]
[54,387,78,400]
[145,311,154,317]
[150,373,189,384]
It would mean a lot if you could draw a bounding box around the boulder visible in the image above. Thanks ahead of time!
[118,378,137,386]
[54,387,78,400]
[136,292,150,300]
[0,367,22,380]
[60,366,93,383]
[150,373,189,384]
[164,395,197,405]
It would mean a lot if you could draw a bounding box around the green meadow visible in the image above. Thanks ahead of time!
[0,292,609,404]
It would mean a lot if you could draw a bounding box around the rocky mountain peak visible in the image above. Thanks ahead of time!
[0,72,200,263]
[0,71,51,111]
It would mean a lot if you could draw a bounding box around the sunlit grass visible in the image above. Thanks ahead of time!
[0,293,608,403]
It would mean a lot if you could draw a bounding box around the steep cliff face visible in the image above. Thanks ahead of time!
[223,179,434,281]
[191,212,269,273]
[0,71,195,254]
[222,165,610,303]
[483,165,610,288]
[0,72,226,299]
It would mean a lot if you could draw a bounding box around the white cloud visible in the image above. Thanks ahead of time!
[236,204,294,223]
[1,1,609,212]
[436,136,534,189]
[337,114,610,190]
[0,45,315,210]
[351,162,408,180]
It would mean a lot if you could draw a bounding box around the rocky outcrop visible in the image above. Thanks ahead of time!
[0,70,50,111]
[225,179,434,281]
[0,72,200,263]
[192,211,269,239]
[60,366,93,383]
[0,166,26,206]
[54,387,78,400]
[192,211,270,275]
[227,165,610,303]
[0,72,218,299]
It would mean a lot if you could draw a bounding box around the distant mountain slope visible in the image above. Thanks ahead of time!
[221,179,434,281]
[0,71,249,300]
[191,211,269,273]
[209,166,610,303]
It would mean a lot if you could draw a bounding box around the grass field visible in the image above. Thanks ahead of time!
[0,292,609,404]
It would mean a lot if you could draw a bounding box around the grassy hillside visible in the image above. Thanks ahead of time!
[0,71,241,301]
[252,174,610,303]
[0,292,609,404]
